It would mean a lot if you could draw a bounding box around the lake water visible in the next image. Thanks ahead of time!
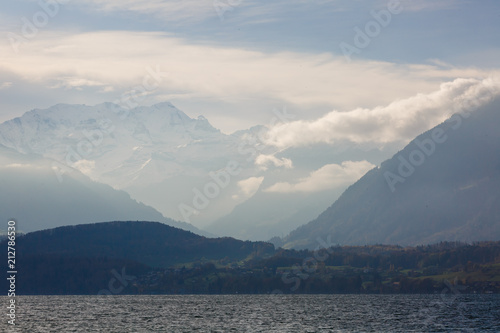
[1,294,499,332]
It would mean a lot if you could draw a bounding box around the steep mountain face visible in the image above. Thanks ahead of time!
[283,98,500,249]
[0,144,206,235]
[206,185,343,241]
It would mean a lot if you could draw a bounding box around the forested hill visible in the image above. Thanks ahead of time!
[9,221,275,268]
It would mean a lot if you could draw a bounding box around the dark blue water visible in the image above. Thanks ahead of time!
[1,294,499,332]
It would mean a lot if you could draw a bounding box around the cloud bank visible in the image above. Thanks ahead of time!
[233,176,265,200]
[1,29,498,132]
[264,160,375,193]
[255,154,293,170]
[264,77,500,148]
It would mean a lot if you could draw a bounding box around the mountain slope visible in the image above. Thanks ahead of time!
[283,98,500,249]
[0,144,206,235]
[206,187,341,241]
[206,144,388,241]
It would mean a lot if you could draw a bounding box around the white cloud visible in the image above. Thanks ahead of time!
[255,154,293,170]
[264,77,500,148]
[0,82,12,90]
[264,160,375,193]
[72,159,96,176]
[49,77,106,90]
[3,163,40,169]
[232,176,264,200]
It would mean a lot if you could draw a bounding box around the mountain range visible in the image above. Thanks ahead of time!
[0,102,383,239]
[1,97,499,247]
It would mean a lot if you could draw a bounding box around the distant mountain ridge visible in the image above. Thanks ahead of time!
[0,143,207,235]
[283,97,500,249]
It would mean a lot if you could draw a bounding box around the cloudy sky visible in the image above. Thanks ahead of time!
[1,0,499,135]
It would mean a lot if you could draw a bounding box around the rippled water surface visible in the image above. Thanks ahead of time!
[1,294,499,332]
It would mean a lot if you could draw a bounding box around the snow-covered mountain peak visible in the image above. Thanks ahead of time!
[151,101,177,110]
[0,102,232,189]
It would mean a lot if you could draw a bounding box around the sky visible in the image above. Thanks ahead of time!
[1,0,500,134]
